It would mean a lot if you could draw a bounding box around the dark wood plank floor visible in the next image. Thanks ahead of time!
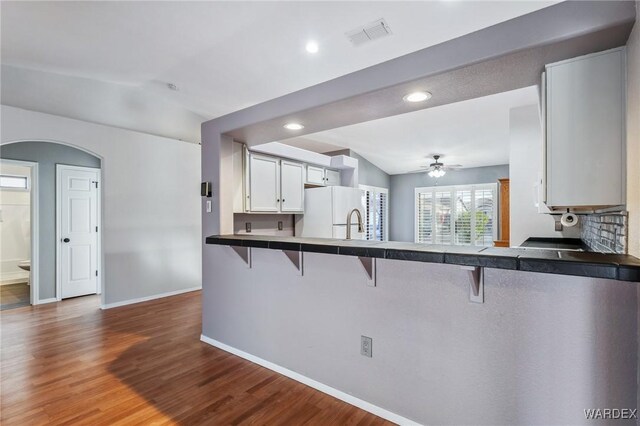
[0,290,393,425]
[0,282,30,310]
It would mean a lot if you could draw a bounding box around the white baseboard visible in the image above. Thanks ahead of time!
[37,298,58,305]
[199,335,419,426]
[101,286,201,310]
[0,277,29,286]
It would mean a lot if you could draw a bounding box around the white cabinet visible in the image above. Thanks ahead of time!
[305,165,340,186]
[280,160,304,212]
[306,165,325,185]
[248,153,280,212]
[325,169,341,186]
[247,153,304,213]
[544,47,626,208]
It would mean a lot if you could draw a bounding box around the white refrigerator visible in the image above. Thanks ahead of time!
[295,186,365,239]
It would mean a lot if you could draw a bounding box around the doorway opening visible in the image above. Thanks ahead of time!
[0,159,38,310]
[1,140,102,306]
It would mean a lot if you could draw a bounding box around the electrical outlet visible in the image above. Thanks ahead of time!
[361,336,372,358]
[278,221,283,231]
[245,222,251,233]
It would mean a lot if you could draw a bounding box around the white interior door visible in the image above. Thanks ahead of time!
[57,165,99,299]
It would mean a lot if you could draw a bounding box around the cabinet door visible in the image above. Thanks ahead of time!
[249,154,280,212]
[325,169,341,186]
[545,48,625,207]
[306,165,325,185]
[280,160,304,212]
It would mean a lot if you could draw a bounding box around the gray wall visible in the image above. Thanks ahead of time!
[1,142,101,300]
[203,246,637,425]
[389,165,509,242]
[326,149,390,189]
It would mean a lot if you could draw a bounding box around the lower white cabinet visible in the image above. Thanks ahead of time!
[280,160,304,212]
[249,153,280,212]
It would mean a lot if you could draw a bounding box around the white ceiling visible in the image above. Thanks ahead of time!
[1,1,556,142]
[282,86,540,175]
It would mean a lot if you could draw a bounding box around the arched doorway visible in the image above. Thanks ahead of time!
[1,141,102,307]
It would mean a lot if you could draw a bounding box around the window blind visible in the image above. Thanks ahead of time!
[360,185,389,241]
[415,184,496,246]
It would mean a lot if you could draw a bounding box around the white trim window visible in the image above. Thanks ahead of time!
[414,183,497,246]
[360,185,389,242]
[0,174,29,190]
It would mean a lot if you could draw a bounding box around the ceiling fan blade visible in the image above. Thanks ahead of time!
[445,164,463,169]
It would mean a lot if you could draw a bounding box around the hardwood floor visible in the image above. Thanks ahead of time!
[0,282,30,311]
[0,291,393,425]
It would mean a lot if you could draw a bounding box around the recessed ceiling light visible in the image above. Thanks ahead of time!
[284,123,304,130]
[305,41,319,54]
[403,91,432,103]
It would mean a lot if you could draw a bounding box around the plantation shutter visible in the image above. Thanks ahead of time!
[454,190,472,245]
[360,185,389,241]
[434,191,452,244]
[375,191,387,241]
[416,184,496,246]
[416,192,433,243]
[474,188,494,246]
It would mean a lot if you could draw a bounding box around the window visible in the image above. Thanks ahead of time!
[360,185,388,241]
[415,184,497,246]
[0,175,28,190]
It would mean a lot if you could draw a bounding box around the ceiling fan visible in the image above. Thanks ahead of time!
[412,155,462,178]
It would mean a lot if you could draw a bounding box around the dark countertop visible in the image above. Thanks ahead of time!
[206,235,640,282]
[519,237,587,251]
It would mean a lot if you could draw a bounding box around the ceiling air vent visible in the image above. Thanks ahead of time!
[346,18,392,46]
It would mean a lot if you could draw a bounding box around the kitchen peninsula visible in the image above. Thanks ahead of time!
[206,234,640,282]
[200,2,639,425]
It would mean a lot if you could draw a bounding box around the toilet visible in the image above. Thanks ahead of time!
[17,260,30,286]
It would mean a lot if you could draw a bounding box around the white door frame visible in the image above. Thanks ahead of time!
[0,159,39,305]
[56,164,102,301]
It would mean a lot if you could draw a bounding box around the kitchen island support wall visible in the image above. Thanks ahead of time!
[202,246,637,425]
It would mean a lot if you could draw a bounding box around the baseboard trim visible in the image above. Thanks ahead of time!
[37,298,58,305]
[1,277,29,286]
[101,286,201,310]
[199,334,419,425]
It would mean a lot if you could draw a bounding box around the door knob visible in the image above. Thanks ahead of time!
[63,238,70,243]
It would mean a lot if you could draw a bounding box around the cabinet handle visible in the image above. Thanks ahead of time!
[282,199,285,203]
[277,199,280,202]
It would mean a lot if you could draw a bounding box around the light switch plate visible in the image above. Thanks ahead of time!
[361,336,372,358]
[206,200,212,213]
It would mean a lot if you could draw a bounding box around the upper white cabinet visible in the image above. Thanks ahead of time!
[248,153,280,212]
[246,153,304,213]
[544,47,626,209]
[325,169,341,186]
[306,165,325,185]
[234,142,346,213]
[280,160,304,212]
[305,165,340,186]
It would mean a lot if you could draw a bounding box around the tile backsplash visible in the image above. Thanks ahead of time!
[580,212,627,254]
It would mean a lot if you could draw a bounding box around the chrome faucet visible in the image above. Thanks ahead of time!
[346,208,365,240]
